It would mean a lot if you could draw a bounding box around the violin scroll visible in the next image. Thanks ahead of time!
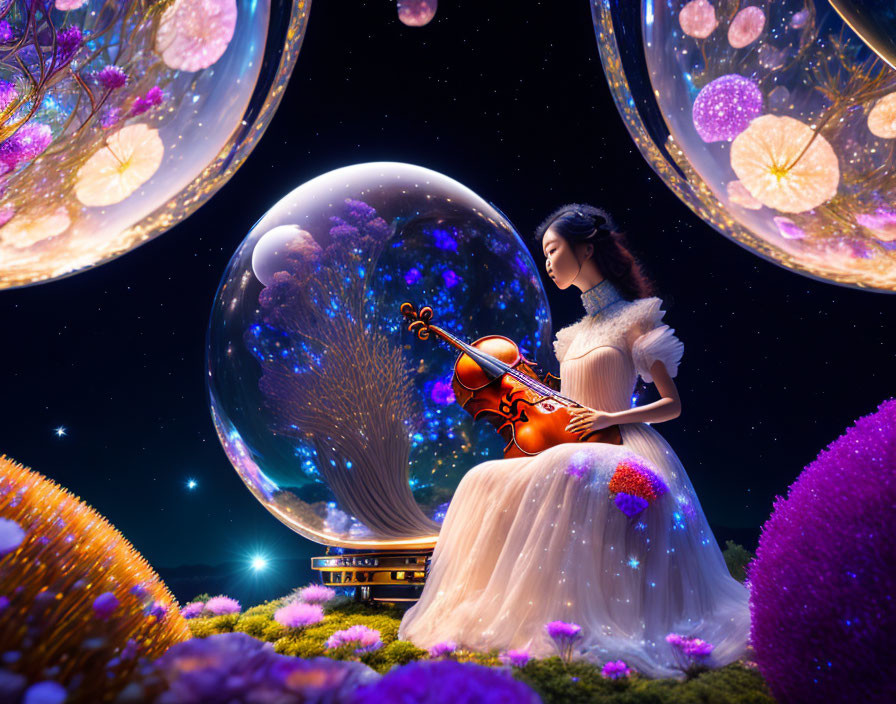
[400,302,435,341]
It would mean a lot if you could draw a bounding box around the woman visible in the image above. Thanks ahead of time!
[398,204,751,678]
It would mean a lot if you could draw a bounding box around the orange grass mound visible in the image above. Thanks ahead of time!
[0,455,191,702]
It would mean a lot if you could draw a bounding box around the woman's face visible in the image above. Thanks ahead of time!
[542,227,591,290]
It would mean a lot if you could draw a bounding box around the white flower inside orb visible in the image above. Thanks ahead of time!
[156,0,238,72]
[75,124,164,207]
[0,207,70,249]
[730,115,840,214]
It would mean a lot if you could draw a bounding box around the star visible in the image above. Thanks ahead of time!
[250,555,268,572]
[186,478,197,490]
[54,426,67,438]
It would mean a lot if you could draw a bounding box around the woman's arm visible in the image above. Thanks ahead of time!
[565,360,681,433]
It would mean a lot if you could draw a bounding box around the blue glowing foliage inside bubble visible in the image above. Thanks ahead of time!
[207,163,553,547]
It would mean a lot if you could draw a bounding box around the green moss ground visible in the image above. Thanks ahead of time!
[185,592,774,703]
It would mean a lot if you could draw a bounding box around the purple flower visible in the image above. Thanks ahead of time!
[325,624,383,655]
[0,595,9,613]
[92,592,119,620]
[350,659,541,703]
[692,74,763,142]
[150,632,379,703]
[55,26,82,64]
[0,517,25,556]
[180,601,205,619]
[297,583,336,605]
[404,267,422,285]
[0,80,17,112]
[129,583,149,600]
[0,123,52,169]
[427,640,457,658]
[130,85,164,117]
[100,106,120,130]
[148,601,168,620]
[442,269,460,288]
[95,65,128,90]
[498,648,531,668]
[0,20,12,44]
[274,600,324,629]
[429,378,455,405]
[773,216,806,240]
[602,659,632,679]
[545,620,582,662]
[615,492,649,517]
[204,595,241,615]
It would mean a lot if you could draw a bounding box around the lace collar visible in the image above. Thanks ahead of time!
[581,279,624,316]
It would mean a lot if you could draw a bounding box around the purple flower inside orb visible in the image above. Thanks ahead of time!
[692,74,763,143]
[430,378,455,405]
[773,216,806,240]
[404,267,422,286]
[442,269,460,288]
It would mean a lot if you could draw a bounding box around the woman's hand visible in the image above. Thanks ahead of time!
[565,406,616,435]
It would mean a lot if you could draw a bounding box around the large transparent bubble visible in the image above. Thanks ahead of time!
[592,1,896,292]
[0,0,310,289]
[207,163,553,549]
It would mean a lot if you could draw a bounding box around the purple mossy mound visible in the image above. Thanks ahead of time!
[748,399,896,704]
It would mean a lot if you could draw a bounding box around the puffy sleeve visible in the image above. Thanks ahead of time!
[629,298,684,383]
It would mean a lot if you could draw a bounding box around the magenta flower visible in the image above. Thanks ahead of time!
[0,123,52,169]
[602,659,632,679]
[0,80,17,112]
[666,632,714,670]
[0,21,12,44]
[92,592,119,620]
[499,648,531,668]
[130,85,164,116]
[204,595,241,615]
[0,517,25,556]
[297,583,336,605]
[96,65,128,90]
[325,624,383,655]
[181,601,205,619]
[545,620,582,663]
[427,640,457,658]
[274,601,324,630]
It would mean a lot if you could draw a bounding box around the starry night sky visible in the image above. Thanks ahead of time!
[1,1,894,583]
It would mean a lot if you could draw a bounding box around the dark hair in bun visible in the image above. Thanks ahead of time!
[535,203,656,301]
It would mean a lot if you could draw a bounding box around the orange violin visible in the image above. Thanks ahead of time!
[401,302,622,458]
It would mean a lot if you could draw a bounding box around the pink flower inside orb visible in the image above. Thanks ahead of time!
[728,6,766,49]
[773,216,806,240]
[679,0,718,39]
[156,0,237,72]
[398,0,437,27]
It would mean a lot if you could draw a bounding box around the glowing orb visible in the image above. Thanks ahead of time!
[397,0,438,27]
[593,0,896,291]
[0,0,311,289]
[207,162,553,549]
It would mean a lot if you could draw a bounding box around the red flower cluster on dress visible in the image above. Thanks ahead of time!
[609,458,669,502]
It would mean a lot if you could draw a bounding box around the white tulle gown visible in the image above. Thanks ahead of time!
[398,286,752,678]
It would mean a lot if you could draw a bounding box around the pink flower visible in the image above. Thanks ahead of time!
[96,65,128,90]
[181,601,205,619]
[602,659,632,679]
[156,0,238,72]
[428,641,457,658]
[56,0,87,9]
[499,649,531,668]
[666,632,715,668]
[274,601,324,629]
[92,592,119,620]
[325,624,383,655]
[297,583,336,605]
[0,80,17,112]
[204,595,241,615]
